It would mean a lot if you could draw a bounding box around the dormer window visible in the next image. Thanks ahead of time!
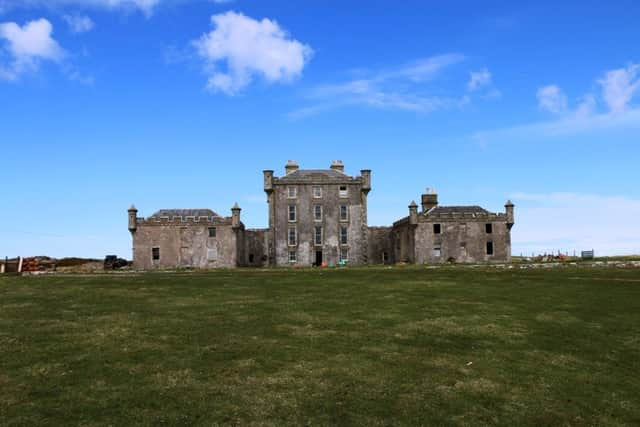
[339,186,348,197]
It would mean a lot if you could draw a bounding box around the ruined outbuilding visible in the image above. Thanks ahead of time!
[128,161,514,268]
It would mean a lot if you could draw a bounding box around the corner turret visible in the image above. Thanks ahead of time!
[409,201,419,226]
[231,203,242,230]
[128,204,138,233]
[505,200,515,230]
[360,169,371,194]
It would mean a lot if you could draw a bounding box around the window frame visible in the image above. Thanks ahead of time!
[433,244,442,258]
[288,205,297,222]
[287,186,297,199]
[313,186,322,198]
[288,227,297,246]
[314,226,323,246]
[289,250,297,263]
[339,205,349,221]
[339,185,348,198]
[314,204,323,221]
[152,247,160,261]
[486,241,494,255]
[340,226,348,245]
[208,227,217,238]
[340,247,349,262]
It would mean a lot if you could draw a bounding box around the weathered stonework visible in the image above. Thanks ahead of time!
[128,162,514,268]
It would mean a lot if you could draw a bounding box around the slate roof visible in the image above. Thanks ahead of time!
[426,206,490,215]
[278,169,349,181]
[150,209,220,219]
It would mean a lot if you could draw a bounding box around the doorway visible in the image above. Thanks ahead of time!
[315,250,323,266]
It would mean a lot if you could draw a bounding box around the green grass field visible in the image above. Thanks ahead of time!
[1,267,639,426]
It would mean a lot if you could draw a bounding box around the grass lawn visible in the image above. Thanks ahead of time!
[1,267,639,426]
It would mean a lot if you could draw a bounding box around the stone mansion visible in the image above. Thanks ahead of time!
[128,161,515,269]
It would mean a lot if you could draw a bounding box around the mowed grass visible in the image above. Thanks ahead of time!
[1,267,639,426]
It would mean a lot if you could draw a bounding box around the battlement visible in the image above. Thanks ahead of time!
[136,216,233,226]
[423,212,507,221]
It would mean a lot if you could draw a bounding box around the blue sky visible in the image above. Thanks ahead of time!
[1,0,639,258]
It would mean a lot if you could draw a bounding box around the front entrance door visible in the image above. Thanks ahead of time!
[315,250,323,266]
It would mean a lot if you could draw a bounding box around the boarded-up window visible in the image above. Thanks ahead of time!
[339,186,348,197]
[433,245,441,257]
[207,247,217,261]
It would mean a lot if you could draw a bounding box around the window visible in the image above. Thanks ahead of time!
[152,247,160,260]
[382,252,389,263]
[313,186,322,198]
[486,223,493,234]
[287,186,297,198]
[460,223,467,234]
[340,247,349,262]
[207,247,217,261]
[249,254,255,263]
[486,241,494,255]
[339,185,348,197]
[314,205,323,221]
[288,205,297,222]
[433,245,441,257]
[289,250,297,263]
[340,226,348,244]
[288,227,297,246]
[460,242,467,257]
[314,226,323,245]
[340,205,349,221]
[433,224,441,234]
[208,227,217,238]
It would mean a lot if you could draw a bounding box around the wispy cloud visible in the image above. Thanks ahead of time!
[290,53,470,118]
[63,14,94,34]
[511,192,640,256]
[475,62,640,144]
[0,0,162,15]
[536,84,567,114]
[467,68,491,91]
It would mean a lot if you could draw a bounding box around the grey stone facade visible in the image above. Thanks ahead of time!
[128,162,514,269]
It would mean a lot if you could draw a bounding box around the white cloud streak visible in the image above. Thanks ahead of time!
[0,0,161,15]
[290,53,468,118]
[0,18,64,80]
[193,11,313,95]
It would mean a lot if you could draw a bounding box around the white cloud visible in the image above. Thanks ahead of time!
[0,18,64,80]
[598,63,640,113]
[510,192,640,256]
[0,0,161,15]
[63,14,94,33]
[290,53,467,118]
[193,11,313,95]
[536,84,567,114]
[467,68,491,91]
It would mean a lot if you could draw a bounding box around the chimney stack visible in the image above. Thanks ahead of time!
[330,160,345,173]
[285,160,299,175]
[421,187,438,212]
